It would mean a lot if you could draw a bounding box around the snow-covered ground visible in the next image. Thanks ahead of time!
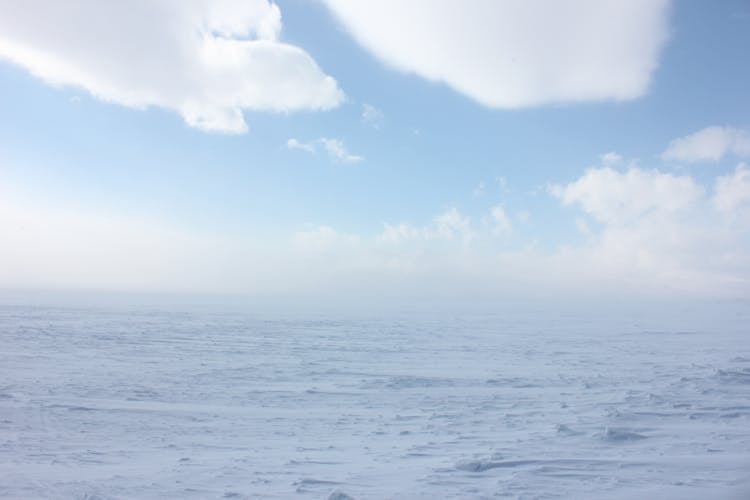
[1,304,749,499]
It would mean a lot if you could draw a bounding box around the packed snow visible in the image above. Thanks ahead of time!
[1,304,749,499]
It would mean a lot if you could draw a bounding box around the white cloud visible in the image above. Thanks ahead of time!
[434,207,473,243]
[714,163,750,213]
[319,138,364,164]
[322,0,671,108]
[662,126,750,162]
[547,162,749,296]
[286,137,364,163]
[379,207,473,245]
[0,0,344,133]
[286,138,316,153]
[550,167,703,224]
[3,157,750,304]
[361,103,384,129]
[490,205,512,235]
[345,175,750,301]
[600,152,623,166]
[369,160,748,302]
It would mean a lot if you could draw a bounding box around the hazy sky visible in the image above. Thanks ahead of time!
[1,0,749,305]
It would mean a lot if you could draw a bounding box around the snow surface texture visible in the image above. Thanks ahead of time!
[1,305,749,499]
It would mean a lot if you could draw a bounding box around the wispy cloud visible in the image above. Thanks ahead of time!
[662,126,750,163]
[319,138,364,163]
[361,103,384,129]
[489,205,512,235]
[473,177,509,198]
[286,138,316,153]
[286,137,364,164]
[380,207,473,246]
[472,181,486,198]
[600,152,623,166]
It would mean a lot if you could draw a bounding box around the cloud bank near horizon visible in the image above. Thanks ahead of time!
[2,129,749,303]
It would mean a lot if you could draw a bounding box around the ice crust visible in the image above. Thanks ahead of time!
[0,305,749,499]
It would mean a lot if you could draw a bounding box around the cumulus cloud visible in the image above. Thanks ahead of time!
[311,162,750,301]
[714,163,750,213]
[662,126,750,162]
[550,167,704,224]
[322,0,671,108]
[0,0,344,133]
[286,137,363,163]
[548,161,750,295]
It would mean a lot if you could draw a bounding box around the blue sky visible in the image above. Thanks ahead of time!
[0,0,749,305]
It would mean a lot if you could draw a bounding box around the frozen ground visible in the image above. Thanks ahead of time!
[1,304,749,499]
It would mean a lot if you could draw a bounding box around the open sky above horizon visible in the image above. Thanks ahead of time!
[1,0,749,306]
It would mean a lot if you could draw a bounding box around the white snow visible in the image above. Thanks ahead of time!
[0,304,749,499]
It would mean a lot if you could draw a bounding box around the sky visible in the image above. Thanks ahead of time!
[0,0,749,308]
